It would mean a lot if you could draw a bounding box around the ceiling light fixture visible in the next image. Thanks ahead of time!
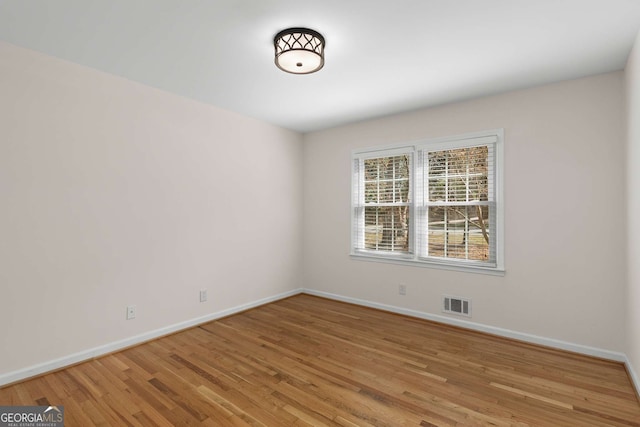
[274,27,325,74]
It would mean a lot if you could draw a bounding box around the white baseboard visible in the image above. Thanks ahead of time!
[303,289,628,363]
[3,287,638,399]
[625,354,640,399]
[0,288,304,387]
[305,289,640,398]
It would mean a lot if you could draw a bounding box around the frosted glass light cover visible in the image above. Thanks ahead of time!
[274,28,325,74]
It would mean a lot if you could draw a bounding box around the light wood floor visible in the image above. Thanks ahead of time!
[1,294,639,426]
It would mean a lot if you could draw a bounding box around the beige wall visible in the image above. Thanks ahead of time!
[0,42,303,377]
[303,72,627,352]
[0,39,633,385]
[625,31,640,388]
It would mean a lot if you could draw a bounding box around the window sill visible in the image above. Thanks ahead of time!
[350,253,505,276]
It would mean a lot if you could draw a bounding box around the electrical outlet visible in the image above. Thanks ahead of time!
[126,305,136,320]
[399,284,407,295]
[199,289,207,303]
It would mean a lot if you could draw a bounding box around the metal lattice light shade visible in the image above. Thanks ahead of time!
[274,28,325,74]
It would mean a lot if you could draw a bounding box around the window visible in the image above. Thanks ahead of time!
[351,130,504,274]
[353,151,413,255]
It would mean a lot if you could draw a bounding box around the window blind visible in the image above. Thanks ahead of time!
[418,141,496,266]
[351,130,503,273]
[353,153,413,255]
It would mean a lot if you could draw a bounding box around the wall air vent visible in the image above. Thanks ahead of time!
[443,295,471,317]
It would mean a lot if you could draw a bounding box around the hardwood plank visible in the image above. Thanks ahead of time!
[0,294,638,426]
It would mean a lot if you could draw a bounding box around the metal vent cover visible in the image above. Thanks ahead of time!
[443,295,471,317]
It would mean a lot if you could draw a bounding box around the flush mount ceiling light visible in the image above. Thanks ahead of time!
[274,27,325,74]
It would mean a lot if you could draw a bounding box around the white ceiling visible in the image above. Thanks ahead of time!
[1,0,640,133]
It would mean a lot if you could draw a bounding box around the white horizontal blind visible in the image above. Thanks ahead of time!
[419,142,496,266]
[352,153,412,255]
[351,130,502,273]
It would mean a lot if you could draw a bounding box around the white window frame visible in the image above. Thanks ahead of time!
[351,129,504,275]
